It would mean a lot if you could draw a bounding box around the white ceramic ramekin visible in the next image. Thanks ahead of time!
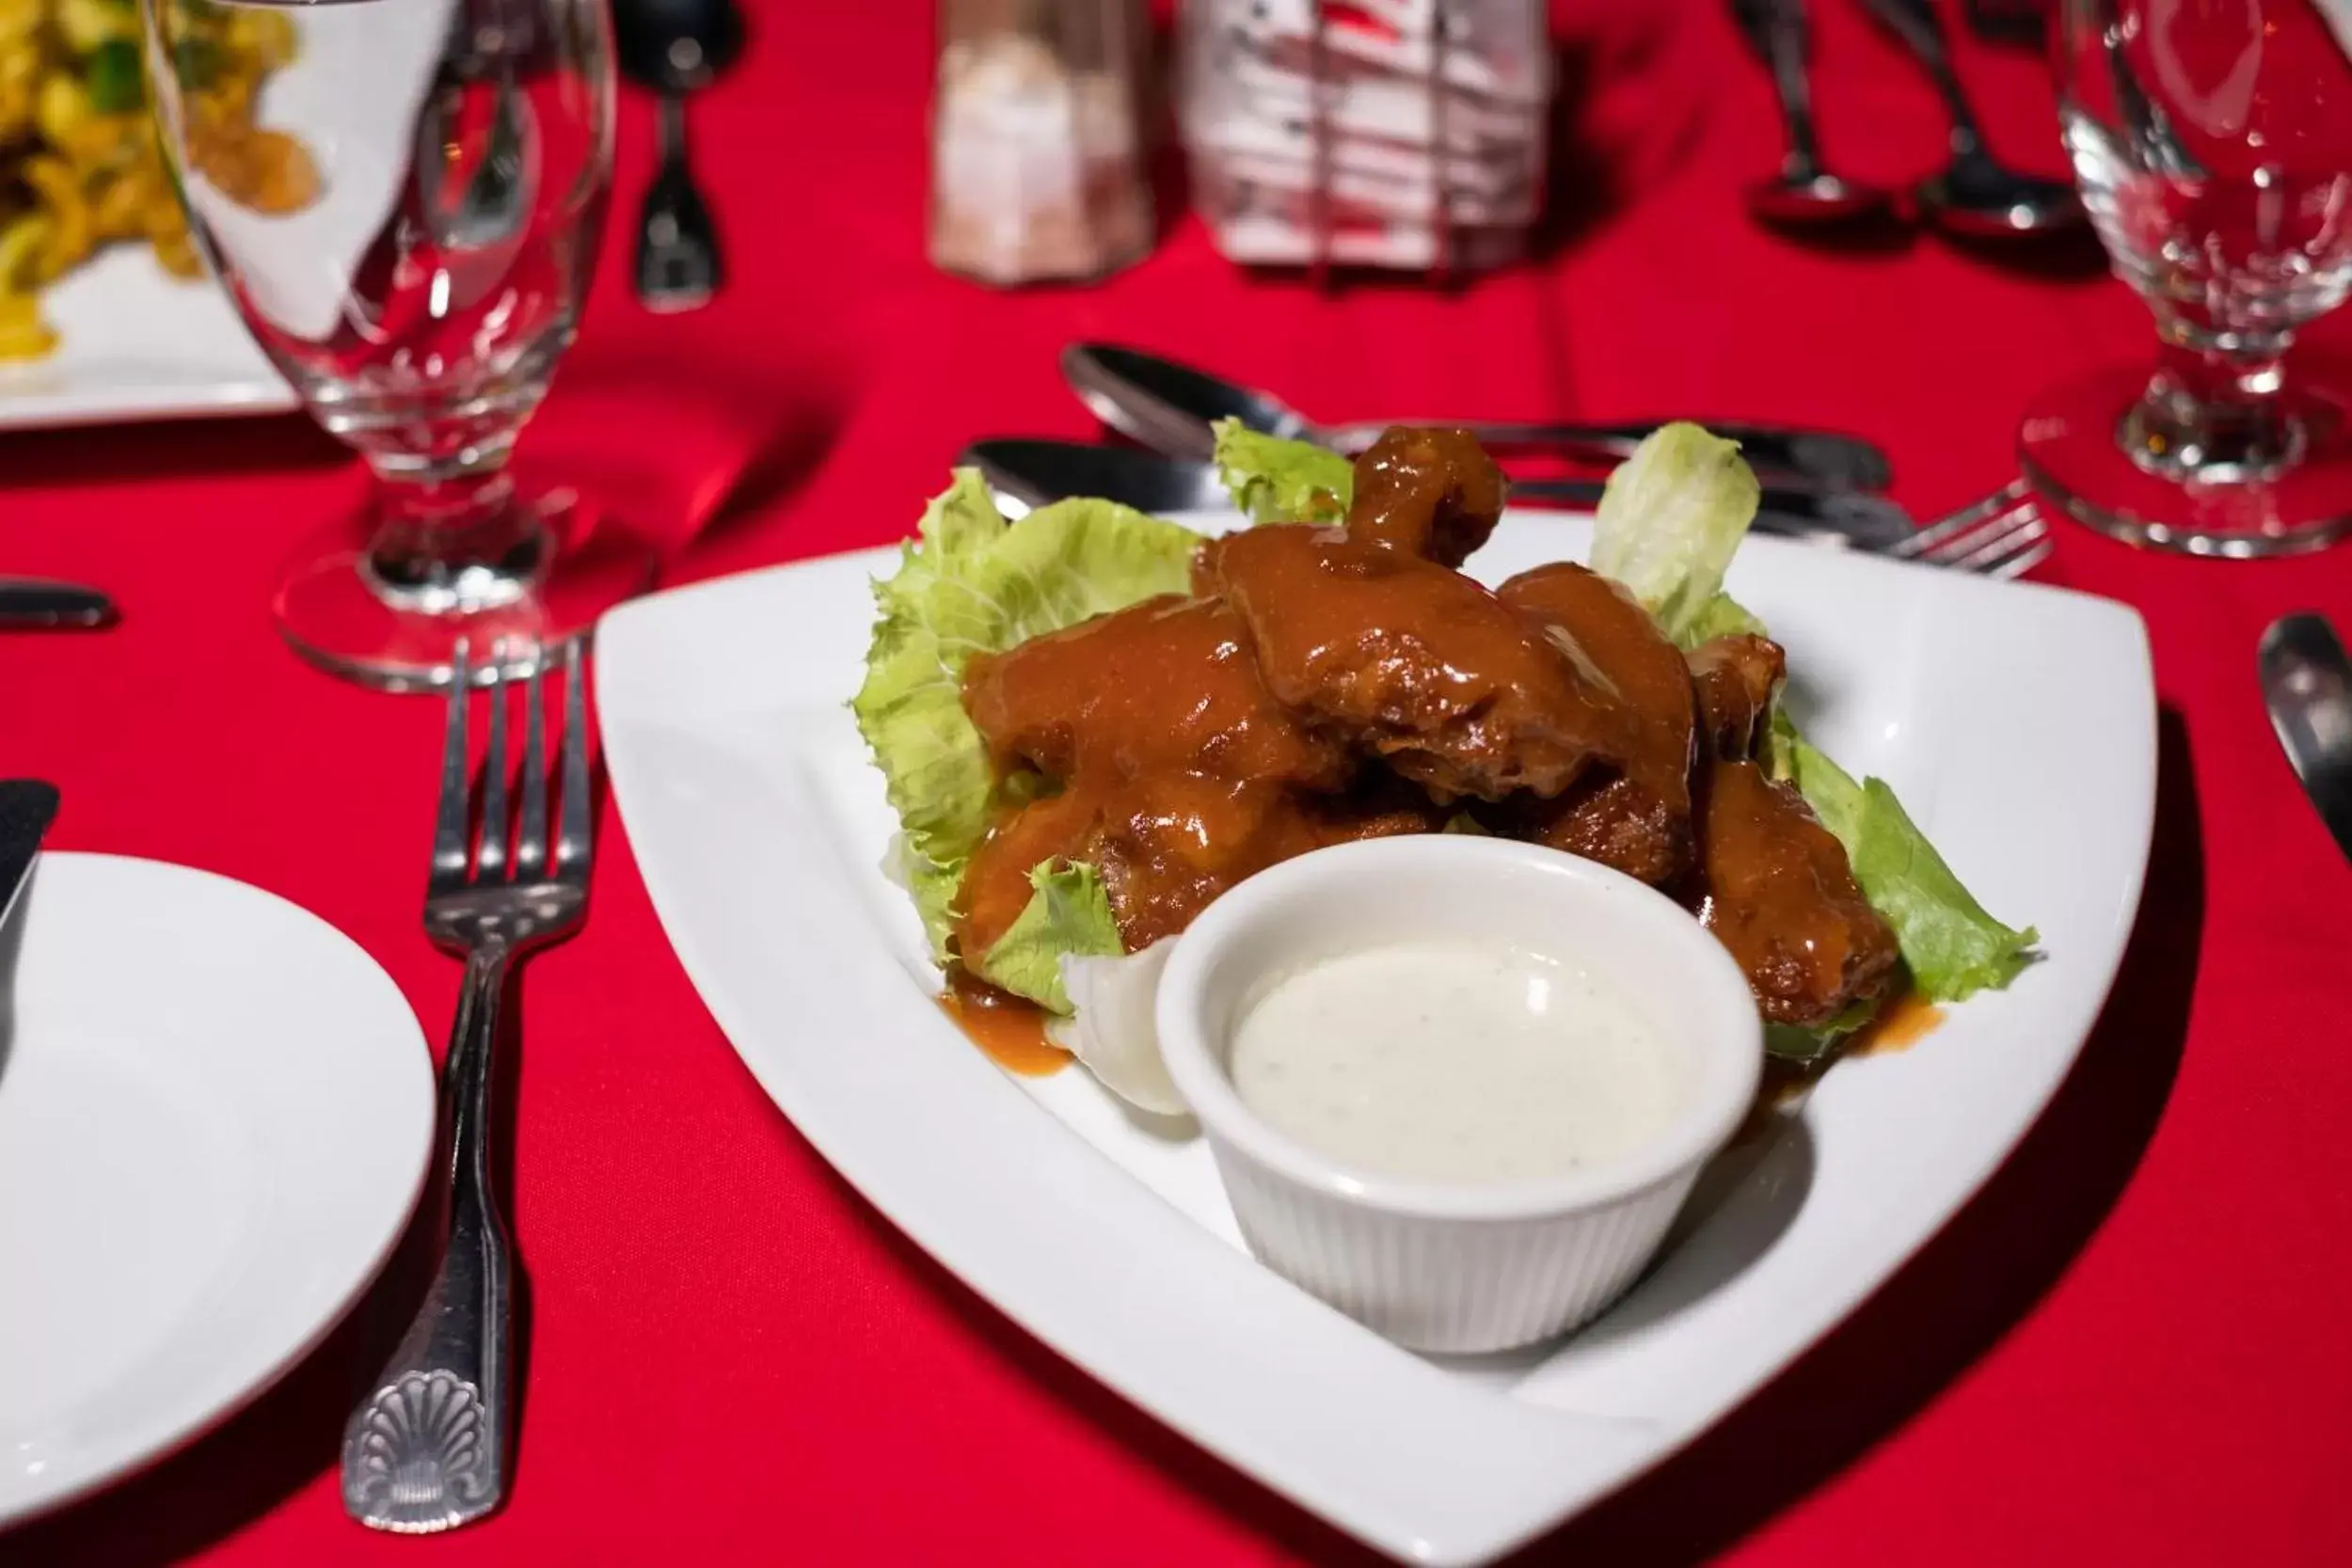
[1154,834,1763,1354]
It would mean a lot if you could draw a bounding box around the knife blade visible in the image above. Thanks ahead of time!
[0,578,116,629]
[0,780,60,929]
[2258,611,2352,863]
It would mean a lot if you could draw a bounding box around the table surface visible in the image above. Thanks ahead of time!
[10,2,2352,1564]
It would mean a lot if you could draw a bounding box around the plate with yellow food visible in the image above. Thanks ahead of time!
[0,0,311,427]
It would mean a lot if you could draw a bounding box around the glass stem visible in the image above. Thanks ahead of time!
[2121,320,2302,484]
[362,442,550,616]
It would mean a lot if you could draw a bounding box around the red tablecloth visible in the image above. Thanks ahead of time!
[11,2,2352,1563]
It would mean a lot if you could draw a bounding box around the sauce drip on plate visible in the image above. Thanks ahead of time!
[1852,990,1945,1055]
[939,974,1067,1078]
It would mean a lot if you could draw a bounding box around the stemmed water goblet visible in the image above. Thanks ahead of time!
[2023,0,2352,555]
[143,0,647,685]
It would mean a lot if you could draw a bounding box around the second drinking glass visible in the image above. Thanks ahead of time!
[2025,0,2352,556]
[144,0,644,687]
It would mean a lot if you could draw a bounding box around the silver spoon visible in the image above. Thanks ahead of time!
[2259,612,2352,863]
[1060,342,1896,493]
[961,438,1919,550]
[614,0,745,311]
[1858,0,2084,238]
[1733,0,1896,230]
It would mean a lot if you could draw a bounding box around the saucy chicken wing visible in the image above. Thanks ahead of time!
[1694,759,1899,1027]
[1344,425,1507,567]
[1494,562,1698,884]
[1688,634,1787,761]
[1200,525,1638,802]
[956,595,1361,957]
[962,595,1350,790]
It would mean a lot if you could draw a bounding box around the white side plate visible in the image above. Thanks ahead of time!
[0,0,447,433]
[0,248,294,431]
[597,514,2155,1566]
[0,854,434,1527]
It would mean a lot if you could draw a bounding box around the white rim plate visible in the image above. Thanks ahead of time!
[0,248,294,432]
[0,853,433,1527]
[596,512,2156,1565]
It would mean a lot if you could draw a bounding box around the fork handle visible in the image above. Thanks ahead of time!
[342,945,516,1532]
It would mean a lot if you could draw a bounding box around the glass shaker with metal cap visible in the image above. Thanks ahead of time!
[929,0,1155,284]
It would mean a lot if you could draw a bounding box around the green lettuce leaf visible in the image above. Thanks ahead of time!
[850,472,1202,972]
[1589,423,1762,645]
[1784,738,2039,1003]
[969,862,1124,1012]
[1212,418,1353,524]
[1766,1000,1879,1064]
[1677,591,1770,648]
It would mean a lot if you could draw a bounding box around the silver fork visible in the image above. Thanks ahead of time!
[342,638,595,1533]
[1888,478,2052,578]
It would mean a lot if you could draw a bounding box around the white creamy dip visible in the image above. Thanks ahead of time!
[1227,940,1687,1185]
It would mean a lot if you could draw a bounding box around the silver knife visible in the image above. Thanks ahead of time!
[0,578,116,629]
[0,780,60,929]
[2258,611,2352,863]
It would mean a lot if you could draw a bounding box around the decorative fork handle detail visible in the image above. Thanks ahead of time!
[343,943,516,1533]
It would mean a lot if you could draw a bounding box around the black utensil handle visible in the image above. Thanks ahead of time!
[0,578,117,627]
[634,95,723,311]
[1857,0,1981,137]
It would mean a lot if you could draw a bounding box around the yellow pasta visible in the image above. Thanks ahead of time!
[0,210,48,285]
[0,0,316,362]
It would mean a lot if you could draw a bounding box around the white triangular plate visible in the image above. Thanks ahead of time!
[597,513,2154,1565]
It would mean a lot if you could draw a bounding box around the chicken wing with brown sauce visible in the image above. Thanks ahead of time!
[1200,525,1638,802]
[1694,759,1899,1027]
[1343,425,1508,566]
[1688,634,1787,761]
[956,595,1359,958]
[962,595,1351,791]
[1088,774,1329,948]
[1493,563,1697,884]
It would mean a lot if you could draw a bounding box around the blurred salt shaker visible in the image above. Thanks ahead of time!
[930,0,1155,284]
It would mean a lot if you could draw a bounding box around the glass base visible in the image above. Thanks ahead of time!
[274,488,657,690]
[2018,363,2352,558]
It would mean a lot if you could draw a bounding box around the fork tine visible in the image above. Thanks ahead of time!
[1933,502,2048,572]
[1990,536,2055,578]
[477,643,511,882]
[516,643,548,880]
[431,640,473,895]
[555,638,593,883]
[1915,500,2035,564]
[1890,478,2033,560]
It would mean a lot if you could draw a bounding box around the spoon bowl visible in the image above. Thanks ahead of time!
[961,439,1235,516]
[1917,157,2084,238]
[613,0,745,310]
[1746,169,1898,228]
[1062,343,1313,463]
[614,0,746,91]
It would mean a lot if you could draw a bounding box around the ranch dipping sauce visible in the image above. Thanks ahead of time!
[1228,940,1687,1186]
